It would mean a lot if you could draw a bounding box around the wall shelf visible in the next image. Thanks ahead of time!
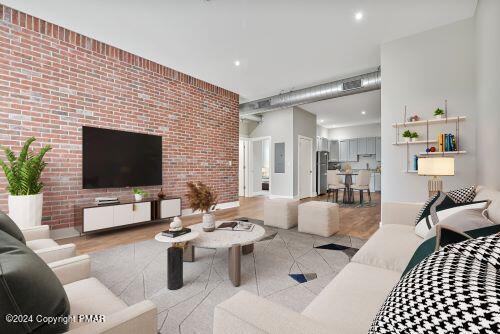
[418,150,467,156]
[392,116,466,128]
[392,140,437,145]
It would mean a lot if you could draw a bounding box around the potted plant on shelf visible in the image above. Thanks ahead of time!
[133,188,146,201]
[402,130,412,143]
[434,108,445,119]
[0,137,51,228]
[410,131,419,142]
[186,181,218,232]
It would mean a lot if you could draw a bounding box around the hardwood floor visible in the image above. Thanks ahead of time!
[61,192,381,254]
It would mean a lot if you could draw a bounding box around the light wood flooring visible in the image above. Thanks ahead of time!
[61,192,381,254]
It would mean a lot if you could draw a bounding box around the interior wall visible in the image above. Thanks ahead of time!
[293,107,317,196]
[476,0,500,189]
[328,123,381,140]
[316,125,329,138]
[381,18,476,203]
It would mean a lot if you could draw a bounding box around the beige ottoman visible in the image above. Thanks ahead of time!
[298,201,339,237]
[264,198,299,229]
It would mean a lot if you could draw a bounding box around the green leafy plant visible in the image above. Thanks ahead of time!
[133,188,146,196]
[410,132,419,139]
[402,130,412,138]
[0,137,52,195]
[186,181,218,213]
[434,108,444,116]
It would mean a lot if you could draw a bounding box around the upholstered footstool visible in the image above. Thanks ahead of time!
[264,198,299,229]
[298,201,339,237]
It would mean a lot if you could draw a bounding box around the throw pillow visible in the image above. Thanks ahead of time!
[0,230,70,333]
[424,208,494,239]
[371,233,500,333]
[0,210,26,244]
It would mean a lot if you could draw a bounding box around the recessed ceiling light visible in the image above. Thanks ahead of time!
[234,60,241,67]
[355,12,363,21]
[361,110,366,115]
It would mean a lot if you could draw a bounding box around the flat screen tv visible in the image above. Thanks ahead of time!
[82,126,162,189]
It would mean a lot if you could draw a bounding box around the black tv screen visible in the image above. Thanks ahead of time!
[82,126,162,189]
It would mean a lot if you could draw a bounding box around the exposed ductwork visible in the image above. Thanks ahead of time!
[239,70,381,118]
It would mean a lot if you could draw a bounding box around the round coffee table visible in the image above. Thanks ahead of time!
[189,222,265,286]
[155,231,199,290]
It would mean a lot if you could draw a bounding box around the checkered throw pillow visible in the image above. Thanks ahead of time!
[369,233,500,334]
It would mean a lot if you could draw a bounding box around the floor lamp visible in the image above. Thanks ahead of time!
[418,157,455,198]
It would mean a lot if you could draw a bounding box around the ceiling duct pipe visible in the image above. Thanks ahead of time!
[239,69,381,117]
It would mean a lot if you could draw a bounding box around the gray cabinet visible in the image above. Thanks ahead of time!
[366,137,376,154]
[339,140,348,162]
[357,137,367,155]
[348,139,358,161]
[317,137,329,152]
[329,140,339,162]
[376,137,381,162]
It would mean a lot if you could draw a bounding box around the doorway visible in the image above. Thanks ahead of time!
[298,135,313,199]
[239,139,249,197]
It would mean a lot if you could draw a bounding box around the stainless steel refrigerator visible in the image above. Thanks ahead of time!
[316,151,329,195]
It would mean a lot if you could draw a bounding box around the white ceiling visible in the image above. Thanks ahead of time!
[3,0,476,101]
[301,90,381,128]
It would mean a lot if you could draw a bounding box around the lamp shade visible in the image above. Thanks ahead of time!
[418,157,455,176]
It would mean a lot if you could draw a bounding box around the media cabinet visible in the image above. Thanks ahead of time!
[75,197,181,234]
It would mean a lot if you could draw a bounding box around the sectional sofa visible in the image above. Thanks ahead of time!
[213,186,500,334]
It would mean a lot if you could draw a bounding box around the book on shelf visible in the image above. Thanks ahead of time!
[437,133,457,152]
[162,227,191,238]
[217,221,255,232]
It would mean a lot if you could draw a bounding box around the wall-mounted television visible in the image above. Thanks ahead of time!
[82,126,162,189]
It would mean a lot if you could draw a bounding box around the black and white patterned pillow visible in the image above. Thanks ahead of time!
[369,233,500,334]
[447,185,477,203]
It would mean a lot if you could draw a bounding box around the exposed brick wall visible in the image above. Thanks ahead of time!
[0,5,239,230]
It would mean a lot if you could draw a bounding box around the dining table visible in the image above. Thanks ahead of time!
[337,172,358,204]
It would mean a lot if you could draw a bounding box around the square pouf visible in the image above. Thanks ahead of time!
[264,199,299,229]
[298,201,339,237]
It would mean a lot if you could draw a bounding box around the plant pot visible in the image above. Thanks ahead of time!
[434,114,443,119]
[8,193,43,228]
[202,213,216,232]
[404,137,411,143]
[134,194,143,201]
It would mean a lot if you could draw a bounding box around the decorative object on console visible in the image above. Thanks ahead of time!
[169,216,183,232]
[133,188,146,201]
[417,157,455,197]
[186,181,218,232]
[0,137,51,228]
[157,187,166,199]
[433,107,445,119]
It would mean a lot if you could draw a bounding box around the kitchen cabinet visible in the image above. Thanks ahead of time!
[357,137,367,155]
[348,139,358,162]
[366,137,376,154]
[339,140,348,162]
[369,173,381,192]
[376,137,381,162]
[329,140,339,162]
[317,137,329,152]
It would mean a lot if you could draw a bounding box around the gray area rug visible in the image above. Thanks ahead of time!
[90,219,366,333]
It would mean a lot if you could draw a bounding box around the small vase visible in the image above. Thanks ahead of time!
[404,137,410,143]
[134,194,143,201]
[435,114,443,119]
[158,188,166,199]
[202,213,216,232]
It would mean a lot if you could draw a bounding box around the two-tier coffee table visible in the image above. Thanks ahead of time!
[189,222,265,287]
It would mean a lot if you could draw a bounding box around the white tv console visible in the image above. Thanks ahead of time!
[76,197,181,234]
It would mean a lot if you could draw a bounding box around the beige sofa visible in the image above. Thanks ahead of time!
[214,186,500,334]
[22,225,77,263]
[50,255,157,333]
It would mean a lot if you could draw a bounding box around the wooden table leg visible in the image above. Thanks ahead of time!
[183,244,195,262]
[228,245,241,287]
[242,244,254,255]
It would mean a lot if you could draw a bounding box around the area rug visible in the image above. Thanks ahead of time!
[90,219,366,333]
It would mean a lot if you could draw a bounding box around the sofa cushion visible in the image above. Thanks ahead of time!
[0,210,25,244]
[424,208,494,239]
[0,230,70,333]
[26,238,59,251]
[475,185,500,224]
[351,224,422,272]
[302,263,400,334]
[65,277,127,329]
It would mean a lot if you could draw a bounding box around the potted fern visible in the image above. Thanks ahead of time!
[0,137,51,228]
[186,181,218,232]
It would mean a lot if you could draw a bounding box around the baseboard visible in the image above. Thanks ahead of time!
[181,200,240,216]
[268,194,294,199]
[51,227,81,240]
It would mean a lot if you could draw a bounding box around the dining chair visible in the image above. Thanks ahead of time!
[351,170,372,204]
[327,170,345,203]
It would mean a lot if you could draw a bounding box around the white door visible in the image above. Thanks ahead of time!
[298,136,313,199]
[250,140,263,196]
[239,139,249,197]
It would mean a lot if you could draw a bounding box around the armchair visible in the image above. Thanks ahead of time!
[21,225,77,263]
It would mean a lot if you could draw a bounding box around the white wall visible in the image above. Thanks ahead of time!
[328,123,381,140]
[249,108,294,197]
[381,18,476,202]
[293,107,317,196]
[476,0,500,190]
[316,125,329,138]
